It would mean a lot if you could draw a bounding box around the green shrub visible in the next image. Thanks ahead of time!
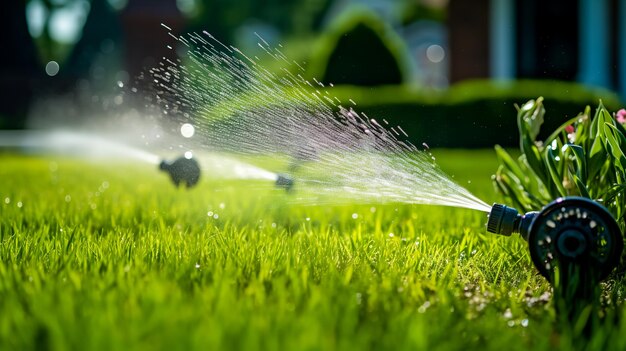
[327,80,622,148]
[199,79,621,148]
[306,8,411,86]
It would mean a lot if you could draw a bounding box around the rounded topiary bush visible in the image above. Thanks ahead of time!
[308,8,411,86]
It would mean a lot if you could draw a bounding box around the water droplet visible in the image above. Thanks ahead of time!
[184,151,193,159]
[507,320,515,327]
[207,211,214,216]
[306,217,310,221]
[388,233,394,238]
[195,263,200,269]
[521,319,529,327]
[418,301,431,313]
[17,201,23,208]
[65,195,71,202]
[4,197,9,204]
[117,81,124,88]
[213,214,219,219]
[181,123,195,138]
[352,213,358,219]
[219,203,225,209]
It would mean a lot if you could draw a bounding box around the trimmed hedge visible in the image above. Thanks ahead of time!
[198,79,622,149]
[306,8,411,86]
[327,80,623,148]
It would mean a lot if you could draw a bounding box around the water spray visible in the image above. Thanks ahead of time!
[159,154,201,188]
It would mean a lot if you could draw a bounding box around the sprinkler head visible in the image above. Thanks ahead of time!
[275,174,294,192]
[159,155,201,188]
[487,197,623,281]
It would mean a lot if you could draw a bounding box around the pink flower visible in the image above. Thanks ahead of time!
[616,109,626,124]
[565,125,575,133]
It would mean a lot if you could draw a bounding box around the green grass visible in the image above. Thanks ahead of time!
[1,150,625,350]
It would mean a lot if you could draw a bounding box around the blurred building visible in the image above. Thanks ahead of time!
[449,0,626,100]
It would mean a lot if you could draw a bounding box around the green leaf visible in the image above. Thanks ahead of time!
[570,173,590,198]
[544,146,567,197]
[562,144,587,183]
[494,145,526,183]
[604,123,626,166]
[517,98,545,141]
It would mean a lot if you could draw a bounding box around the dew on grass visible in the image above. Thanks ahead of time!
[351,213,358,219]
[207,211,213,217]
[195,263,200,269]
[521,319,529,327]
[17,201,23,208]
[388,233,394,238]
[4,197,9,204]
[418,301,431,313]
[213,213,219,219]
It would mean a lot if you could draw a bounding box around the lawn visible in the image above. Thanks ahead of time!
[1,150,625,350]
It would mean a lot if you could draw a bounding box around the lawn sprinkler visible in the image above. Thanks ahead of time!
[159,154,201,188]
[487,197,623,324]
[275,174,294,192]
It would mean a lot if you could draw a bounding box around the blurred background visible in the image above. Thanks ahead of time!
[2,0,625,147]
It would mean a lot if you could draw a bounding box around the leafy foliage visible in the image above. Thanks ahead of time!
[493,98,626,231]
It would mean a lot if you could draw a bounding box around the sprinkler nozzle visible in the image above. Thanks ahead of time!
[275,174,294,192]
[487,204,537,240]
[159,155,201,188]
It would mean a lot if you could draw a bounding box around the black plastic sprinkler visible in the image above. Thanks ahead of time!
[159,155,201,188]
[487,197,623,281]
[275,174,294,192]
[487,197,623,326]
